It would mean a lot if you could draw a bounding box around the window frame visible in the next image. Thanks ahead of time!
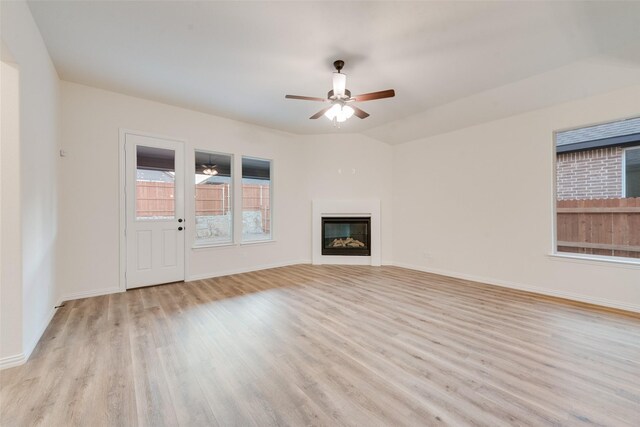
[552,118,640,265]
[192,149,235,248]
[623,145,640,198]
[240,156,274,243]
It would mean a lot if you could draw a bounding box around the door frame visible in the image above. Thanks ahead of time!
[118,128,188,291]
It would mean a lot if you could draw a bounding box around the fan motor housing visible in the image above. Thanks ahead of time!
[328,89,351,100]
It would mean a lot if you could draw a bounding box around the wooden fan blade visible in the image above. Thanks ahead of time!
[310,106,332,119]
[350,105,370,119]
[285,95,327,102]
[351,89,395,102]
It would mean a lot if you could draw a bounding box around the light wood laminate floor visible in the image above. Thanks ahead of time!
[1,265,639,426]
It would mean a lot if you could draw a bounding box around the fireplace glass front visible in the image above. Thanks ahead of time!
[322,217,371,256]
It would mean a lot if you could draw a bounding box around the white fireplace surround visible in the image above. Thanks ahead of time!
[312,199,381,266]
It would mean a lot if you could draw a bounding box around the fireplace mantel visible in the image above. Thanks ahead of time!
[312,199,381,266]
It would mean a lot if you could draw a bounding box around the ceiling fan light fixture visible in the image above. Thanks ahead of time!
[285,59,394,124]
[202,167,218,176]
[332,72,347,98]
[325,104,355,123]
[324,103,341,120]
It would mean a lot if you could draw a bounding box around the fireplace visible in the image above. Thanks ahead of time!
[322,217,371,256]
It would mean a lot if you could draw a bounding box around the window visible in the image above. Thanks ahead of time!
[241,157,272,242]
[194,151,233,245]
[555,117,640,261]
[136,145,175,220]
[625,147,640,197]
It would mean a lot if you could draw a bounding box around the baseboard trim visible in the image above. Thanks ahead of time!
[5,261,635,371]
[392,262,640,314]
[21,301,59,365]
[13,287,124,370]
[5,263,317,371]
[0,353,26,370]
[61,287,123,303]
[186,259,312,282]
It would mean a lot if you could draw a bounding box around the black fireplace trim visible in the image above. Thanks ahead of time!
[321,217,371,256]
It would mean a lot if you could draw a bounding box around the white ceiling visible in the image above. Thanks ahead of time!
[28,1,640,143]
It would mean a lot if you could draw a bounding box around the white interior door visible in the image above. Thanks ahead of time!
[125,133,185,289]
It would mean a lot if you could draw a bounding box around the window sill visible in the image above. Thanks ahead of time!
[192,242,235,250]
[548,252,640,268]
[240,239,276,246]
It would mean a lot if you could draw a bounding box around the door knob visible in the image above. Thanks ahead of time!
[178,226,183,231]
[178,218,183,223]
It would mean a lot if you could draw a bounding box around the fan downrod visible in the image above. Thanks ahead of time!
[333,60,345,73]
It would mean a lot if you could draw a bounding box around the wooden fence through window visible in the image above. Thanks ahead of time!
[195,183,232,216]
[136,182,176,217]
[556,198,640,259]
[136,181,270,232]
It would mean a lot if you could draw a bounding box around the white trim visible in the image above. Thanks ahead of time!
[315,255,373,266]
[622,146,627,197]
[22,303,58,362]
[240,239,276,246]
[192,242,236,250]
[7,260,635,372]
[0,353,26,370]
[393,262,640,314]
[548,252,640,268]
[2,287,125,370]
[551,129,559,255]
[4,258,308,370]
[118,129,127,293]
[61,287,123,302]
[11,296,62,369]
[186,259,310,282]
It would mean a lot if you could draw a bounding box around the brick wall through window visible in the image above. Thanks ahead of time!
[556,147,622,200]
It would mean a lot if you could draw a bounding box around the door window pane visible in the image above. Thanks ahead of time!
[195,151,233,245]
[242,157,272,241]
[136,145,175,220]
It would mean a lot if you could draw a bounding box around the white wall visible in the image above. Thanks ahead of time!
[60,82,303,295]
[59,82,394,297]
[304,133,393,263]
[1,0,60,365]
[1,60,23,363]
[393,85,640,312]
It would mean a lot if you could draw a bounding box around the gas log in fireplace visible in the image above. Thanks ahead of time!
[321,217,371,256]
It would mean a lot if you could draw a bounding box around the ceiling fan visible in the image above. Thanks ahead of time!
[200,154,218,176]
[200,164,218,176]
[285,60,395,125]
